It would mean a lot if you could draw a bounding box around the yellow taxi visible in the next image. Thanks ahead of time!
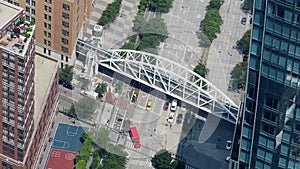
[146,101,152,111]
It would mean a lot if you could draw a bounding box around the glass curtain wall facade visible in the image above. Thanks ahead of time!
[238,0,300,168]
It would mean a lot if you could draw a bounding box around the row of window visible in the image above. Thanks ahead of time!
[44,5,52,13]
[25,7,35,15]
[44,14,51,21]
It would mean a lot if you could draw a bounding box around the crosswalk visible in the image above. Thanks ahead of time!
[125,141,156,157]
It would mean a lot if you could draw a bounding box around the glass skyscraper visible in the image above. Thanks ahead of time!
[231,0,300,168]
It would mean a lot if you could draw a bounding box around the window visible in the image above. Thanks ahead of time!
[32,1,36,6]
[48,32,51,38]
[26,7,30,13]
[48,41,51,46]
[31,9,35,15]
[62,4,70,11]
[44,39,47,45]
[62,21,69,28]
[44,5,48,11]
[49,7,52,12]
[62,38,69,45]
[44,31,47,36]
[66,57,68,62]
[44,14,47,20]
[61,46,68,53]
[62,12,69,19]
[48,15,51,21]
[48,24,51,30]
[44,22,47,28]
[62,29,69,36]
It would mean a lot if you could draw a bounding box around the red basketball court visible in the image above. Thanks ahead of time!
[46,149,77,169]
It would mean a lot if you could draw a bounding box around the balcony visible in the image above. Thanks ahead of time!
[0,20,34,55]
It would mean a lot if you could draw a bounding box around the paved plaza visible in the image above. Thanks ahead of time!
[83,0,140,49]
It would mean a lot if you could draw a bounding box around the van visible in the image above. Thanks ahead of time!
[170,99,177,112]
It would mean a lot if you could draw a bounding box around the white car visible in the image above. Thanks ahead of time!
[167,112,175,123]
[226,140,232,150]
[170,99,177,112]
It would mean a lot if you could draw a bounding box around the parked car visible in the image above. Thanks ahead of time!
[176,114,183,124]
[181,102,186,111]
[167,112,175,123]
[63,83,74,90]
[226,140,232,150]
[241,17,247,25]
[170,99,177,112]
[146,101,152,111]
[163,102,169,111]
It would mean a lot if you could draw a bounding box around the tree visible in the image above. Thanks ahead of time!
[75,160,86,169]
[193,62,209,90]
[68,103,76,118]
[95,82,108,98]
[59,65,74,85]
[152,149,172,169]
[74,97,97,120]
[140,18,168,41]
[90,128,110,148]
[231,62,248,90]
[207,0,224,10]
[138,34,160,54]
[115,81,123,93]
[133,15,146,32]
[193,62,209,78]
[236,30,251,55]
[149,0,174,13]
[76,132,92,169]
[78,77,90,90]
[98,0,122,26]
[200,9,223,42]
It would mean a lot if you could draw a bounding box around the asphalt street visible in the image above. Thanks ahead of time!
[206,0,251,104]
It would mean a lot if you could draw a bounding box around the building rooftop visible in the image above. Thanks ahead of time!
[0,1,33,56]
[0,1,21,29]
[34,54,58,128]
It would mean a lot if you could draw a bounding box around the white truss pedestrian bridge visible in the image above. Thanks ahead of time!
[76,39,239,124]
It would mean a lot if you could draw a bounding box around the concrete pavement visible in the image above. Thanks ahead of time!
[206,0,251,104]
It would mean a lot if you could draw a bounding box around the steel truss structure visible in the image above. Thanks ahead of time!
[77,39,239,124]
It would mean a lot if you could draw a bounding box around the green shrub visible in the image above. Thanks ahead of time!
[98,0,122,26]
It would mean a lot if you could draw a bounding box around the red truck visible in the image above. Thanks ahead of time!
[129,127,141,148]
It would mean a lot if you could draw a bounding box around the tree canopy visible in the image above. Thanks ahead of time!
[74,97,97,120]
[207,0,224,10]
[76,132,92,169]
[231,62,248,90]
[98,0,122,26]
[152,149,172,169]
[95,82,108,98]
[149,0,174,13]
[193,62,209,78]
[200,9,223,42]
[236,29,251,55]
[140,17,168,41]
[59,65,74,85]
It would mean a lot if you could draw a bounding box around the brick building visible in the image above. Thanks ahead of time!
[4,0,95,66]
[0,1,59,168]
